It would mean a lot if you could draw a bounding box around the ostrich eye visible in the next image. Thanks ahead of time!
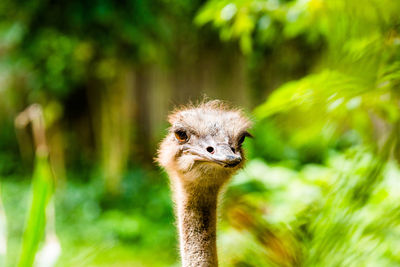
[238,131,251,146]
[175,130,188,142]
[238,135,246,145]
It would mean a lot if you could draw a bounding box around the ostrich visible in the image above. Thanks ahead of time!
[157,100,252,267]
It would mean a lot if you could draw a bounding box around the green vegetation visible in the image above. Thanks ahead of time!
[1,0,400,266]
[18,155,53,267]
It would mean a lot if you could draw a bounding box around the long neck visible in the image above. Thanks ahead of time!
[174,182,220,267]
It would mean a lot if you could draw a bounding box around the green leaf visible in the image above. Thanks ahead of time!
[18,155,53,267]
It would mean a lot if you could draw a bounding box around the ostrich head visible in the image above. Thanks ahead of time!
[157,100,252,187]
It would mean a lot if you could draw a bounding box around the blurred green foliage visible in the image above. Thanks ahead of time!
[1,0,400,266]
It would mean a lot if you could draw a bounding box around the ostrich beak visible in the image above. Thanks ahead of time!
[210,144,242,167]
[182,144,242,168]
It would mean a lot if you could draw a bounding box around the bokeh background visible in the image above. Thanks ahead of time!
[1,0,400,266]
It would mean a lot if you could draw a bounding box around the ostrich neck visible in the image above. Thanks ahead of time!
[174,182,221,267]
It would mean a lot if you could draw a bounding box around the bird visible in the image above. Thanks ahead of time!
[157,100,252,267]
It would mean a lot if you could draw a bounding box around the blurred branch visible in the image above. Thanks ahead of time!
[15,104,48,157]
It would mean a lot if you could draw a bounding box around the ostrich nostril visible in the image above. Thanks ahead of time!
[206,146,215,154]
